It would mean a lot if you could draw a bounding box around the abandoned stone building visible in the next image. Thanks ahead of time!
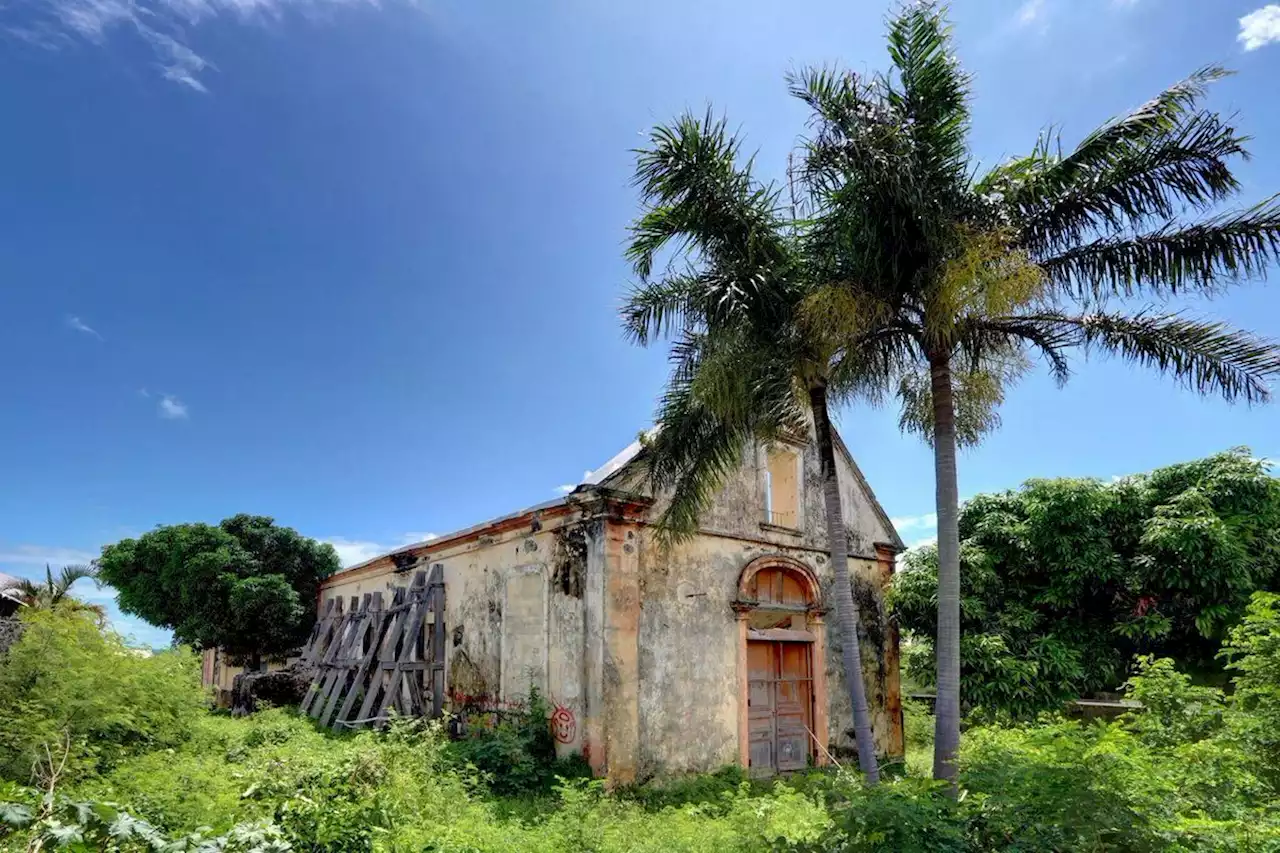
[309,426,905,782]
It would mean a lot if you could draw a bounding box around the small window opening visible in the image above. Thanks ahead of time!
[765,446,799,528]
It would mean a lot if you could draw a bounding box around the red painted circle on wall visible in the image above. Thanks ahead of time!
[550,705,576,744]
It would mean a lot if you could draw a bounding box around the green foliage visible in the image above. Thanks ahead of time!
[893,449,1280,717]
[823,776,967,853]
[0,610,207,781]
[97,514,340,664]
[0,794,291,853]
[445,690,591,796]
[1220,591,1280,781]
[615,765,750,813]
[961,722,1177,852]
[958,715,1280,852]
[6,601,1280,852]
[1122,657,1226,748]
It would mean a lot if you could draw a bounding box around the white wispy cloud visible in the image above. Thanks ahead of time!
[0,544,98,566]
[1016,0,1047,27]
[66,315,104,340]
[890,512,938,532]
[142,28,213,92]
[3,0,379,91]
[158,394,189,419]
[555,484,576,495]
[323,532,438,568]
[1240,5,1280,50]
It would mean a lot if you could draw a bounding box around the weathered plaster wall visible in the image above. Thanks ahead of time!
[625,424,898,559]
[319,512,590,757]
[634,533,744,778]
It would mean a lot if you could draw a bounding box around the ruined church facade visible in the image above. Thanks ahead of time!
[316,427,905,782]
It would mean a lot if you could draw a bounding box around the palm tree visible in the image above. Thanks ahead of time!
[622,113,888,782]
[17,563,106,624]
[793,2,1280,784]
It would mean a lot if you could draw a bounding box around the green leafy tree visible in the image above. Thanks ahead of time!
[894,450,1280,717]
[98,515,339,668]
[792,3,1280,781]
[621,112,891,781]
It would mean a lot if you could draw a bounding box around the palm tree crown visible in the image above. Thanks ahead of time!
[16,564,105,623]
[793,2,1280,783]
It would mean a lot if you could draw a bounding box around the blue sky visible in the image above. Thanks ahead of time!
[2,0,1280,648]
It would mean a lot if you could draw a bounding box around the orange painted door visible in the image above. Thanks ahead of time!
[747,640,813,774]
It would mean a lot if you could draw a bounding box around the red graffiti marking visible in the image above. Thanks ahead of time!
[550,704,576,744]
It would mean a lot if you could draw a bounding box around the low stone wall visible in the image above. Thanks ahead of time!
[229,663,316,716]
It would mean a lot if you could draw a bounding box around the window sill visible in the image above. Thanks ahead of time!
[759,521,804,537]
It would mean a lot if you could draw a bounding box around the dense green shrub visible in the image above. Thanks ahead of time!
[894,450,1280,718]
[823,776,966,853]
[1122,656,1227,749]
[0,610,207,781]
[960,722,1177,852]
[615,765,751,813]
[444,689,591,796]
[1221,591,1280,781]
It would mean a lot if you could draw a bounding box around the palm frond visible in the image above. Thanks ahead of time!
[827,324,920,405]
[1003,109,1249,256]
[627,110,790,282]
[884,1,972,185]
[621,272,705,345]
[643,326,806,541]
[897,362,1021,448]
[1038,194,1280,298]
[980,66,1230,202]
[963,316,1074,385]
[1029,310,1280,404]
[58,564,99,588]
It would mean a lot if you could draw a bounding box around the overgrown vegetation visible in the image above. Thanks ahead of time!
[895,449,1280,718]
[3,602,1280,852]
[0,610,207,781]
[447,689,591,796]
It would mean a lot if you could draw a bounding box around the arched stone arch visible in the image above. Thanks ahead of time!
[736,555,823,610]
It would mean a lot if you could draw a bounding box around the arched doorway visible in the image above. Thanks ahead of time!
[733,556,829,774]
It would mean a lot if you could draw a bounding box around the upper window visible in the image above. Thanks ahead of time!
[764,445,800,529]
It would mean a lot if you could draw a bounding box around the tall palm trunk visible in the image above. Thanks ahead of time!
[929,355,962,786]
[809,382,879,784]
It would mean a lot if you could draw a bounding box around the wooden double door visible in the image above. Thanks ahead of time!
[747,639,814,774]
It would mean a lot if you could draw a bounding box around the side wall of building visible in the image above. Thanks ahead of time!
[318,509,592,758]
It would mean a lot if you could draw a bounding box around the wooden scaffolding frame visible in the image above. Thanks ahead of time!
[298,565,445,730]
